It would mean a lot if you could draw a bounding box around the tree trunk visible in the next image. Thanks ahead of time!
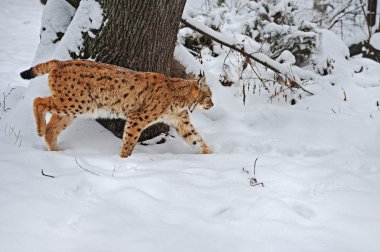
[367,0,377,27]
[83,0,186,140]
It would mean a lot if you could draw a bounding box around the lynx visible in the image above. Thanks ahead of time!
[20,59,213,157]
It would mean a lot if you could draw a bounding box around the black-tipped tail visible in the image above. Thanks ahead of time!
[20,68,35,80]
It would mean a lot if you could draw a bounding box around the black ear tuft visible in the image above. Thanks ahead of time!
[197,76,206,86]
[198,70,203,78]
[20,68,35,80]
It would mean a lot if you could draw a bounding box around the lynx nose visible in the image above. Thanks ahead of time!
[205,101,213,110]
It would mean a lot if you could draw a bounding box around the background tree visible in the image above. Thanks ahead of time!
[367,0,377,27]
[310,0,380,62]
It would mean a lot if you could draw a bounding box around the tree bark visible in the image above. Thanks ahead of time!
[367,0,377,27]
[349,40,380,62]
[83,0,186,140]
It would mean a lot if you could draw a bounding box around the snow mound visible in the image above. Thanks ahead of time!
[54,0,103,59]
[370,32,380,50]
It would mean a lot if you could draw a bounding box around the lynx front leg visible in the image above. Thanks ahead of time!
[120,113,156,158]
[45,114,73,151]
[174,111,212,154]
[33,97,54,136]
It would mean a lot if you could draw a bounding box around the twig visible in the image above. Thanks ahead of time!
[242,167,249,174]
[328,3,363,29]
[4,123,22,147]
[248,61,270,91]
[0,86,15,113]
[222,48,232,67]
[74,157,100,176]
[359,0,372,39]
[112,165,116,177]
[342,87,347,101]
[248,157,264,187]
[242,82,246,105]
[253,157,258,176]
[41,169,55,178]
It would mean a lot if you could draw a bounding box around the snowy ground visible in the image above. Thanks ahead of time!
[1,1,380,252]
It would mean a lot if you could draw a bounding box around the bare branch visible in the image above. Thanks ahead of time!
[248,157,264,187]
[112,165,116,177]
[0,86,15,114]
[4,123,22,147]
[359,0,372,39]
[342,88,347,101]
[74,157,100,176]
[41,169,55,178]
[253,157,259,176]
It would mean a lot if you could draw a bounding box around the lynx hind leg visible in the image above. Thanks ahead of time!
[45,114,73,151]
[174,111,212,154]
[33,97,54,137]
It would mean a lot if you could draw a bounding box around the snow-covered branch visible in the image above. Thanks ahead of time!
[181,15,314,96]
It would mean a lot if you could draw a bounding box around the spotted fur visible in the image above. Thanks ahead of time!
[20,59,214,157]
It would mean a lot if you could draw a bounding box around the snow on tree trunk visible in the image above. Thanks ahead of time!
[34,0,76,64]
[84,0,187,140]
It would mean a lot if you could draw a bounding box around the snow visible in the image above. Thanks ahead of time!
[0,0,42,87]
[34,0,102,63]
[174,43,203,75]
[1,1,380,252]
[311,29,350,75]
[370,32,380,51]
[35,0,76,63]
[53,0,103,60]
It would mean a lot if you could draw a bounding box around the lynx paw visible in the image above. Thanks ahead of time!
[120,149,132,158]
[37,126,46,137]
[201,147,213,154]
[48,146,60,151]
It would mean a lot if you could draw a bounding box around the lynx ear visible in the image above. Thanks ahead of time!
[197,76,207,87]
[191,83,199,98]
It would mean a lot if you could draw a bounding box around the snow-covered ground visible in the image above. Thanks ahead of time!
[1,1,380,252]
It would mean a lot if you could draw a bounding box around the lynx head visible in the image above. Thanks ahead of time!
[190,77,213,112]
